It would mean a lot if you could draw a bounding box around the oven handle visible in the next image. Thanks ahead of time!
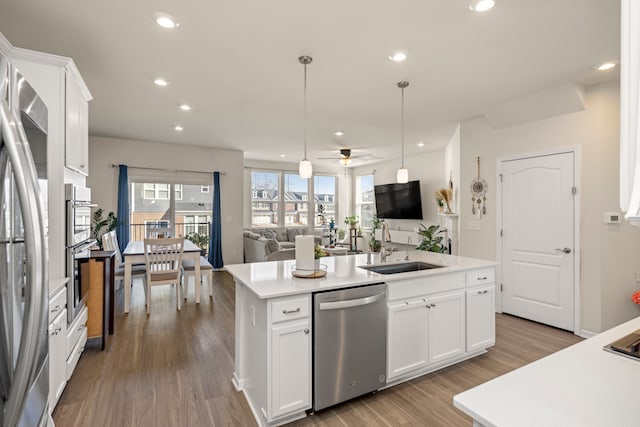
[68,239,97,253]
[319,292,386,310]
[69,201,98,208]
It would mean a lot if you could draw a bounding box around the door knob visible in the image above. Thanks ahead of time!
[554,247,571,254]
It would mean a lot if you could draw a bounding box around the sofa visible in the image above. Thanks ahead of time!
[243,228,322,263]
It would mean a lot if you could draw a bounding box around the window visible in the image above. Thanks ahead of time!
[314,175,336,227]
[131,181,212,241]
[356,174,375,229]
[284,173,309,226]
[251,171,279,227]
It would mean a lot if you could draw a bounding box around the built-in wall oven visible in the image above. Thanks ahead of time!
[65,184,96,323]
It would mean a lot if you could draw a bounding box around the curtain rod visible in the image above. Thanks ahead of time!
[111,164,226,175]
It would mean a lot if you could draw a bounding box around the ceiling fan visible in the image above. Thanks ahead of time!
[317,148,381,166]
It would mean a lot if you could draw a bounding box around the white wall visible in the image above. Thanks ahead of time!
[87,136,244,265]
[353,149,447,234]
[459,82,640,333]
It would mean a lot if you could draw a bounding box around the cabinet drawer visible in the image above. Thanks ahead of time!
[387,273,464,301]
[49,287,66,322]
[466,268,495,287]
[66,326,87,380]
[271,296,310,324]
[66,305,88,359]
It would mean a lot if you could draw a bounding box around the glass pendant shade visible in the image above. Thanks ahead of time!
[396,167,409,184]
[299,159,312,179]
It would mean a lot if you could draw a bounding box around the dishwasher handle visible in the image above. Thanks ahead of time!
[319,292,385,310]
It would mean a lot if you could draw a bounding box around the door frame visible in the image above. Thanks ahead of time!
[496,146,581,334]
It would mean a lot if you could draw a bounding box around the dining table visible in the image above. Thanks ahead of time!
[121,239,203,313]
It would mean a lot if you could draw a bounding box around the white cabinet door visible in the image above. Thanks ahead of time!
[65,71,89,175]
[270,319,311,420]
[466,285,496,352]
[427,291,465,364]
[387,300,429,379]
[48,309,67,408]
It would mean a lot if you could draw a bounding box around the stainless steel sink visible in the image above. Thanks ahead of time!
[359,261,444,275]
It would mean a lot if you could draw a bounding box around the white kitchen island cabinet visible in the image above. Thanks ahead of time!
[227,251,497,427]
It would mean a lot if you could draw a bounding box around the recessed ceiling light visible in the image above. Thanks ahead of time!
[179,104,192,111]
[595,62,617,71]
[388,52,407,62]
[333,130,344,136]
[155,13,180,29]
[417,142,425,147]
[153,78,169,87]
[173,125,183,131]
[469,0,496,12]
[280,154,286,158]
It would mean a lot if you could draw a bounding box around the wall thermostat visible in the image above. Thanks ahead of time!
[604,212,621,224]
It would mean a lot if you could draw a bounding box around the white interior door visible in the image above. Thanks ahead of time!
[501,152,575,331]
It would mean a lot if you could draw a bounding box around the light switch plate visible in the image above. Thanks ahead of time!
[604,212,621,224]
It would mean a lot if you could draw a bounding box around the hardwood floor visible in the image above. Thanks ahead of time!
[53,273,582,427]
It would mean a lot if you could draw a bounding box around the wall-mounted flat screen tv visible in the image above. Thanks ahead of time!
[374,180,424,220]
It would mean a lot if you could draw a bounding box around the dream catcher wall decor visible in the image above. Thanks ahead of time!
[470,156,487,218]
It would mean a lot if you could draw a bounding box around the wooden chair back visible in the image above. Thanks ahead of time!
[143,238,184,283]
[102,230,123,265]
[146,226,174,239]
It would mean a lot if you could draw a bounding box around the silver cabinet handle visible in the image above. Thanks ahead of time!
[51,305,61,313]
[78,325,86,331]
[304,328,309,334]
[50,327,62,336]
[555,247,572,254]
[477,276,488,280]
[282,307,301,314]
[477,290,489,295]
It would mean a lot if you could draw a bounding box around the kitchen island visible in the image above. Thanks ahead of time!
[226,251,497,427]
[454,315,640,427]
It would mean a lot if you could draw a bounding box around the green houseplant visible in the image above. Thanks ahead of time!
[344,215,359,229]
[416,224,445,253]
[91,208,117,249]
[186,232,209,256]
[368,215,382,252]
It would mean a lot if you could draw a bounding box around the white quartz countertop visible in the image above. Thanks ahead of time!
[454,315,640,427]
[225,251,496,299]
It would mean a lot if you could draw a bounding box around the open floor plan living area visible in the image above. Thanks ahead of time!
[2,1,640,426]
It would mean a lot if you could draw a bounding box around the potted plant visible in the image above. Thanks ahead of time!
[186,232,209,256]
[416,224,445,253]
[337,228,346,241]
[314,243,326,269]
[91,208,117,250]
[344,215,359,229]
[369,215,382,252]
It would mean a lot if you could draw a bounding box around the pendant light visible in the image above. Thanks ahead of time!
[298,56,313,179]
[396,81,409,183]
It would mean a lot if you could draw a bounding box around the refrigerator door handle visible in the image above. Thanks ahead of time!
[0,91,47,427]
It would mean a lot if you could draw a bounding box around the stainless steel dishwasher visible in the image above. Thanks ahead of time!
[313,283,387,411]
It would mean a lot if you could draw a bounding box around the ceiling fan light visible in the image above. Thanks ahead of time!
[397,168,409,183]
[340,157,352,166]
[299,159,312,179]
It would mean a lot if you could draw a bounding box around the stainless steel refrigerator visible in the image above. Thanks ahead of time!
[0,54,50,426]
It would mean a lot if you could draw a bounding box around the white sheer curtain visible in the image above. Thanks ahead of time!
[620,0,640,224]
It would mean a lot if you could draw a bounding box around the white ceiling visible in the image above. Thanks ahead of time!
[0,0,620,168]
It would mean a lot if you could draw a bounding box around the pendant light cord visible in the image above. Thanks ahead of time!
[303,61,308,160]
[401,85,405,169]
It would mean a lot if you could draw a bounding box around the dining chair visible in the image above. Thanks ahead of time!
[143,237,185,314]
[102,231,146,290]
[182,256,214,300]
